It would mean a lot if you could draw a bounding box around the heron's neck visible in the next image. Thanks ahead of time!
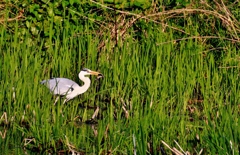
[77,74,91,94]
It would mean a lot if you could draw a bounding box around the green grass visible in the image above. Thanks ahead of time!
[0,20,239,154]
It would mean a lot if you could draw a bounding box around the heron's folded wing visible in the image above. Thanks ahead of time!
[44,78,79,95]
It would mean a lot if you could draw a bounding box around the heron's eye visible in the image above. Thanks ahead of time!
[82,68,89,72]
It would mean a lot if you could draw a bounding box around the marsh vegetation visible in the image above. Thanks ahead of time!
[0,0,239,154]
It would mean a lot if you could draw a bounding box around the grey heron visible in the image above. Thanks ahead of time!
[41,68,103,105]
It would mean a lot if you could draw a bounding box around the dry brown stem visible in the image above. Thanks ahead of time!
[90,0,240,51]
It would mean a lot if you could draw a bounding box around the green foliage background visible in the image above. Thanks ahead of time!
[0,0,239,154]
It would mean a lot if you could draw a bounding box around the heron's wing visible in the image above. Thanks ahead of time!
[41,78,80,96]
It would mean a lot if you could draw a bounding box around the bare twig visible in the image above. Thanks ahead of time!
[133,134,137,155]
[91,106,100,119]
[174,140,186,154]
[161,140,185,155]
[0,129,7,139]
[91,125,98,137]
[218,66,238,69]
[121,98,129,119]
[65,135,82,155]
[0,10,24,23]
[104,124,109,138]
[0,112,8,124]
[24,138,36,146]
[150,94,154,108]
[157,36,240,46]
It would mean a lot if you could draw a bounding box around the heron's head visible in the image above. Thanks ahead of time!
[81,68,103,78]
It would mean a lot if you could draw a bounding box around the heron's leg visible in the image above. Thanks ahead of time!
[63,98,68,104]
[54,96,60,105]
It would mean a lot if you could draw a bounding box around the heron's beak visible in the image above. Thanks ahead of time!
[89,71,103,78]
